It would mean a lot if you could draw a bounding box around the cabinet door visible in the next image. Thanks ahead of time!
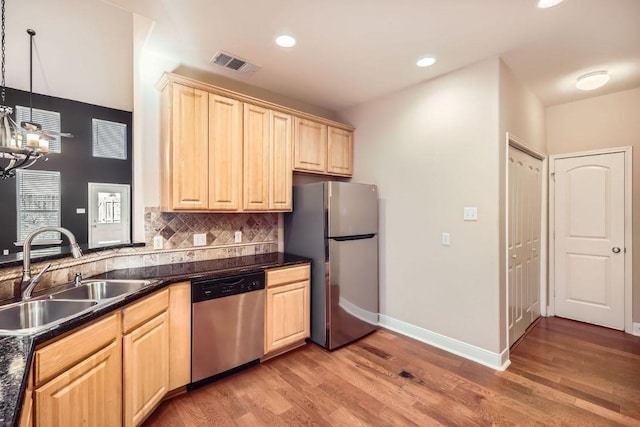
[270,111,292,210]
[265,280,310,354]
[123,311,169,427]
[35,341,122,427]
[168,282,191,391]
[170,84,209,210]
[209,94,243,210]
[243,104,270,210]
[293,118,327,173]
[327,126,354,176]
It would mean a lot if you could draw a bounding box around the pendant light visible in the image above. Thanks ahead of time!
[0,0,44,179]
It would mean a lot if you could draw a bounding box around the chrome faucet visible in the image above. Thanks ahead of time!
[21,226,83,300]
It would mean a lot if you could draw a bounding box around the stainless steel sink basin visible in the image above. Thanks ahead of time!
[0,299,98,335]
[49,279,152,301]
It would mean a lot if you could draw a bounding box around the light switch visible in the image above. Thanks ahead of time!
[441,232,450,246]
[464,207,478,221]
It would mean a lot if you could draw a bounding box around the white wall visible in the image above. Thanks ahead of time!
[339,58,504,356]
[6,0,133,111]
[547,87,640,323]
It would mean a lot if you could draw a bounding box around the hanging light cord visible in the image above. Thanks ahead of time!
[28,29,34,121]
[1,0,6,104]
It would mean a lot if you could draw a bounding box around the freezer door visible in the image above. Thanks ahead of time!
[327,182,378,237]
[327,234,379,349]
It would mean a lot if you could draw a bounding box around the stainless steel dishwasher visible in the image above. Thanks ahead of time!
[191,271,265,385]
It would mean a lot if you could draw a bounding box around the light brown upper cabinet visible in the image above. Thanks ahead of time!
[293,119,354,177]
[158,73,354,212]
[327,126,354,176]
[270,111,293,210]
[208,94,243,211]
[161,83,209,210]
[244,105,293,211]
[293,118,327,173]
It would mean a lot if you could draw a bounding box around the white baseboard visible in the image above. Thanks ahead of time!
[633,322,640,337]
[378,314,510,371]
[339,296,378,326]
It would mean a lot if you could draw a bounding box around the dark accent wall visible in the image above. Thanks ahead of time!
[0,87,133,254]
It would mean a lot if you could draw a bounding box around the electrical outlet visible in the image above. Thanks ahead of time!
[2,249,8,256]
[464,207,478,221]
[153,236,163,250]
[441,232,450,246]
[193,233,207,246]
[234,231,242,243]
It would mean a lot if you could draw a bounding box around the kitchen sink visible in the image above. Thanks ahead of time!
[0,299,98,335]
[48,279,152,301]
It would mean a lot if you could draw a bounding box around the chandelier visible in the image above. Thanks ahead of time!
[0,0,50,179]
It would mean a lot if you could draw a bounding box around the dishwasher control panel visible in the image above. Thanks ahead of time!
[192,271,265,302]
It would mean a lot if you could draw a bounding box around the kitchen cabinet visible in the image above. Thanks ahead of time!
[160,84,242,212]
[264,264,311,356]
[208,94,243,211]
[168,281,191,391]
[33,313,122,427]
[161,83,209,211]
[122,289,169,427]
[293,117,327,173]
[293,118,354,177]
[327,126,354,176]
[158,73,354,212]
[244,105,293,211]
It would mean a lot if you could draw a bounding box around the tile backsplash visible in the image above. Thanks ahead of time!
[0,208,280,302]
[144,208,278,249]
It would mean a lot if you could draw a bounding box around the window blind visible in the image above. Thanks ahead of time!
[92,119,127,160]
[16,170,61,243]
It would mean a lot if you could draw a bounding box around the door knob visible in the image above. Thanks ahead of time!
[612,247,621,254]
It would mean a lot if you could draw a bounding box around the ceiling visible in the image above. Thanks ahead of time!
[110,0,639,112]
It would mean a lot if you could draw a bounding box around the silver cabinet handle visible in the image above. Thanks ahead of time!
[612,247,621,254]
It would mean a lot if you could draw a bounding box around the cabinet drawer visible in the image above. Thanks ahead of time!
[266,264,310,288]
[35,313,119,386]
[122,289,169,334]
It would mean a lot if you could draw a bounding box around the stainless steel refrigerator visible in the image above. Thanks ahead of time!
[284,181,379,350]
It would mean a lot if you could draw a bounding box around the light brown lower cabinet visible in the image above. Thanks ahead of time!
[265,264,311,356]
[33,313,122,427]
[123,311,169,427]
[20,283,189,427]
[35,340,122,427]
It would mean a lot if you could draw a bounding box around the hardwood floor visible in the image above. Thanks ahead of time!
[144,317,640,426]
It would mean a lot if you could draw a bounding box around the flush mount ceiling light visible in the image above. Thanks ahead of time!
[537,0,565,8]
[416,57,436,67]
[275,35,296,48]
[576,70,610,91]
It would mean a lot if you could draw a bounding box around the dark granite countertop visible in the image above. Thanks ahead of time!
[0,252,310,426]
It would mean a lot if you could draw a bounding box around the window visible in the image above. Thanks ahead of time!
[92,119,127,160]
[15,106,62,153]
[16,170,61,244]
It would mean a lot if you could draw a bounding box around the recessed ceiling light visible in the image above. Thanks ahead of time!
[275,35,296,48]
[416,57,436,67]
[576,71,610,91]
[537,0,565,8]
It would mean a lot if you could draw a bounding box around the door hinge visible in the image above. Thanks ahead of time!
[550,172,555,182]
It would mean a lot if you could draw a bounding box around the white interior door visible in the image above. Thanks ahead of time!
[508,146,542,346]
[88,183,131,247]
[553,152,625,330]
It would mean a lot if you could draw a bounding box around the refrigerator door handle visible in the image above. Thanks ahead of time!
[330,234,376,242]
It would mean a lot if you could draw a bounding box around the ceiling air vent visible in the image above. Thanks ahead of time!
[209,51,260,75]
